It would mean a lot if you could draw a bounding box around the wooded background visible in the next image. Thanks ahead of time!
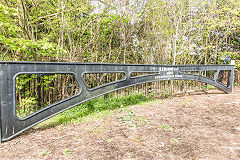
[1,0,239,65]
[1,0,240,117]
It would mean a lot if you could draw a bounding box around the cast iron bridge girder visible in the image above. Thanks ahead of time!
[0,61,235,142]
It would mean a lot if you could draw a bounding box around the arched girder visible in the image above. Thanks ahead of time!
[89,73,232,97]
[0,61,234,142]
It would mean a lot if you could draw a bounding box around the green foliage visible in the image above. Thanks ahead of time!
[39,150,52,156]
[200,84,215,91]
[160,124,172,131]
[38,93,151,127]
[17,97,38,118]
[118,108,137,128]
[118,107,149,128]
[0,3,66,61]
[170,138,178,144]
[16,74,39,117]
[217,52,240,68]
[0,0,239,65]
[63,149,71,155]
[159,89,172,99]
[182,98,190,106]
[0,4,20,36]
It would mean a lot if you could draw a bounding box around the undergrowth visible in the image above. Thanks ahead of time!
[37,93,151,129]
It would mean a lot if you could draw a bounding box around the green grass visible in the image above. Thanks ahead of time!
[160,124,173,130]
[63,149,71,155]
[39,150,52,156]
[200,84,215,90]
[37,93,151,129]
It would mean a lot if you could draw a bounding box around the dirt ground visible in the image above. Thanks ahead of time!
[1,87,240,160]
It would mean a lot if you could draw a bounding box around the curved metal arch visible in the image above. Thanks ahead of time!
[0,61,234,142]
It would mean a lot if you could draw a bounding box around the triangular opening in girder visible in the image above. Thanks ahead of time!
[201,71,217,79]
[217,70,231,87]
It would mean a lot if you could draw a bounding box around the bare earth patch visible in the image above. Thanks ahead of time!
[1,87,240,160]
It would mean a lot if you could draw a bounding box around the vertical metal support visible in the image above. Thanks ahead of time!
[0,96,2,143]
[229,68,235,89]
[227,70,231,87]
[214,70,220,82]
